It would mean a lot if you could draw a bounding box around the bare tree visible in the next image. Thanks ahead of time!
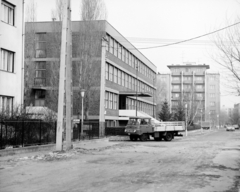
[51,0,64,21]
[25,0,37,22]
[74,0,107,120]
[156,79,167,114]
[213,21,240,96]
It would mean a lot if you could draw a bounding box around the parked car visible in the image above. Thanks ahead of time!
[233,124,239,129]
[226,126,235,131]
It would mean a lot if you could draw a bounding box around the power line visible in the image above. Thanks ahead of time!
[126,21,240,50]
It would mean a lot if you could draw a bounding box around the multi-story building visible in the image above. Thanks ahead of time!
[0,0,24,114]
[24,21,157,130]
[157,63,220,125]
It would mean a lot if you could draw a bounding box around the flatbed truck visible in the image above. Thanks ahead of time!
[125,117,185,142]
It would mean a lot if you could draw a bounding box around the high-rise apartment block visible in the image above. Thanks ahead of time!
[157,63,220,126]
[0,0,24,113]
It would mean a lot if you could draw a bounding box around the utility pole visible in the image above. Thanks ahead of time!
[56,0,72,151]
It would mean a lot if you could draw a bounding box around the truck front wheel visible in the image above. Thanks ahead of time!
[164,132,173,141]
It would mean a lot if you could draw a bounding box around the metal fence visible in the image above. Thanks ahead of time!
[0,120,56,150]
[72,121,100,141]
[105,126,127,136]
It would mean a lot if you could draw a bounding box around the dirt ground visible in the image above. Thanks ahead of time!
[0,129,240,192]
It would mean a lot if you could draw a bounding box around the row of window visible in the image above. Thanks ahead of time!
[106,34,155,80]
[105,63,154,94]
[171,68,206,73]
[173,93,204,99]
[0,95,13,113]
[172,76,204,81]
[105,91,118,110]
[126,97,154,116]
[172,84,205,90]
[0,49,14,72]
[1,0,14,26]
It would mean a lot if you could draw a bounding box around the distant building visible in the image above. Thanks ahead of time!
[24,21,157,130]
[157,63,220,125]
[0,0,24,113]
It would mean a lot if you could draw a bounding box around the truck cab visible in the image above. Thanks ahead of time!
[125,117,154,141]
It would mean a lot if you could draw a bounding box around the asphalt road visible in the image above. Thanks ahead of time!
[0,129,240,192]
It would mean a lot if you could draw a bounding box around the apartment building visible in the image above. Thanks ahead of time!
[0,0,24,114]
[157,63,220,125]
[24,21,157,128]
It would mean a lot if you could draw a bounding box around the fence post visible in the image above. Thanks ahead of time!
[15,121,17,147]
[39,120,42,145]
[22,120,24,147]
[5,122,7,147]
[1,123,2,149]
[55,121,57,143]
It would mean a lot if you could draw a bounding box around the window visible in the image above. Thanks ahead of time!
[1,1,14,25]
[35,90,45,106]
[173,77,180,81]
[114,67,117,83]
[109,93,113,109]
[117,44,122,60]
[125,73,128,88]
[210,102,215,107]
[109,65,113,81]
[106,35,110,51]
[118,69,121,85]
[113,40,118,57]
[105,63,109,80]
[129,53,132,67]
[196,85,203,89]
[173,85,180,89]
[125,49,129,64]
[129,76,132,89]
[210,85,215,90]
[35,33,46,58]
[174,93,179,98]
[196,77,203,81]
[210,76,215,81]
[109,37,114,54]
[35,61,46,78]
[0,95,13,114]
[122,47,125,63]
[210,93,215,98]
[122,71,125,86]
[0,49,14,72]
[113,94,117,110]
[105,92,109,108]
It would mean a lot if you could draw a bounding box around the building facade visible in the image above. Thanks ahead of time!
[0,0,24,114]
[157,63,220,125]
[24,21,157,128]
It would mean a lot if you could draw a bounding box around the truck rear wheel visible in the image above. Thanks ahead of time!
[164,132,173,141]
[130,135,137,141]
[140,134,148,141]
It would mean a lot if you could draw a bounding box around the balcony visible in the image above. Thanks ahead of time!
[195,88,204,92]
[195,72,205,76]
[172,72,181,76]
[33,78,46,89]
[172,80,181,84]
[183,80,192,84]
[195,80,204,84]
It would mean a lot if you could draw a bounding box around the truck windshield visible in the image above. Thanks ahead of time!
[128,119,138,125]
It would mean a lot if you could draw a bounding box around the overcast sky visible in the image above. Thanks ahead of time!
[24,0,240,107]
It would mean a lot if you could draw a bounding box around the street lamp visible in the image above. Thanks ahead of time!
[81,89,85,136]
[217,114,219,129]
[185,103,188,137]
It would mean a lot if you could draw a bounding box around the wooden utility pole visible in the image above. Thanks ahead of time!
[56,0,72,151]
